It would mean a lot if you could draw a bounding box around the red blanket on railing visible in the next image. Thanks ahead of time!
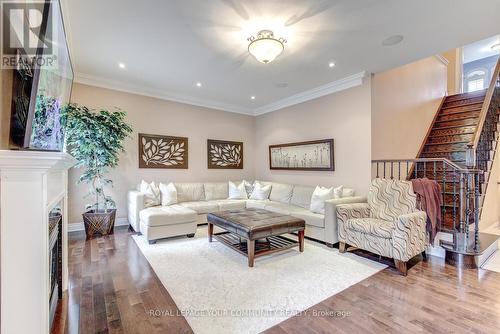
[410,178,442,244]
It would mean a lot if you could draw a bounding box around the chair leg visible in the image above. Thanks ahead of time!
[394,259,408,276]
[422,250,427,261]
[339,242,346,253]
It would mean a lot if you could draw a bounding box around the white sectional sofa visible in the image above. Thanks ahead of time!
[127,181,366,245]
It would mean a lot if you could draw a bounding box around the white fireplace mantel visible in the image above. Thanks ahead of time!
[0,150,76,334]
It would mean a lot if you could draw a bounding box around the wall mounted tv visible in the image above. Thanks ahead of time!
[8,0,73,151]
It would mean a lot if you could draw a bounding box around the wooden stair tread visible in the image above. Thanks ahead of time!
[438,104,483,116]
[431,119,479,130]
[435,111,480,123]
[444,90,487,102]
[442,98,486,110]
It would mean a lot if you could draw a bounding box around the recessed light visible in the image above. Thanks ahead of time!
[118,62,125,69]
[276,83,288,88]
[251,96,256,100]
[196,82,202,87]
[382,35,404,46]
[328,62,335,68]
[492,43,500,51]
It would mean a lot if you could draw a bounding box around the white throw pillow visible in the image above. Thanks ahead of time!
[140,180,161,208]
[250,182,272,200]
[228,181,248,199]
[333,185,344,199]
[159,182,177,206]
[310,186,334,214]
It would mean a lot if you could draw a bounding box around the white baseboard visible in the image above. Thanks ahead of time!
[68,217,129,233]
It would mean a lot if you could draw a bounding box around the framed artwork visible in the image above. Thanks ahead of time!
[207,139,243,169]
[139,133,188,169]
[269,139,334,171]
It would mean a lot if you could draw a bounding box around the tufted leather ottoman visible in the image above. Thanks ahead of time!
[207,208,305,267]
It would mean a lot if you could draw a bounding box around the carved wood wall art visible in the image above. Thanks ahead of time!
[139,133,188,169]
[207,139,243,169]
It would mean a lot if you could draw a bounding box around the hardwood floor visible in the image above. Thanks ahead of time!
[53,227,500,334]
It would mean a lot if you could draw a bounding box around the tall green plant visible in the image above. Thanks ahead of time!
[63,104,132,212]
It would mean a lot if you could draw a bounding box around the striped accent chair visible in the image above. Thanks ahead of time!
[336,178,427,275]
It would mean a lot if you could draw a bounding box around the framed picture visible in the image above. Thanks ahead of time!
[207,139,243,169]
[269,139,334,171]
[139,133,188,169]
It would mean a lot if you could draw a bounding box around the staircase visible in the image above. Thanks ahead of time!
[372,57,500,268]
[415,89,492,230]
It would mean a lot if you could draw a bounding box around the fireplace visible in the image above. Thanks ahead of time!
[49,206,63,327]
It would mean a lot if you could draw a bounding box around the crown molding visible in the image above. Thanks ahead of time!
[253,71,368,115]
[74,71,369,117]
[74,73,254,115]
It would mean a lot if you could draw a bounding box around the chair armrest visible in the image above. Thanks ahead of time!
[335,202,371,243]
[127,190,144,232]
[392,211,427,262]
[323,196,367,244]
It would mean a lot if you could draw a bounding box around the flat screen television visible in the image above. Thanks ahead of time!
[9,0,73,151]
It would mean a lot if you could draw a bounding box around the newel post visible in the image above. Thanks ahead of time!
[465,144,475,168]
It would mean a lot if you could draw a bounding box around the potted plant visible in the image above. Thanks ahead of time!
[63,104,132,239]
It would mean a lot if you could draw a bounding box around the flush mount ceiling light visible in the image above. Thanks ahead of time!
[492,43,500,51]
[248,30,286,64]
[382,35,404,46]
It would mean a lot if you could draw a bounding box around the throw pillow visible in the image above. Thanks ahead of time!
[250,182,272,200]
[159,182,177,206]
[140,180,161,208]
[228,181,248,199]
[333,185,344,199]
[310,186,334,214]
[243,180,254,197]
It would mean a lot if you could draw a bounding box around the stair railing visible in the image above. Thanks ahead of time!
[468,58,500,184]
[372,158,483,249]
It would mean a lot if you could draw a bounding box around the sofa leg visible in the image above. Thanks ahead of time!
[394,259,408,276]
[187,233,195,238]
[339,242,346,253]
[325,242,334,248]
[148,240,157,245]
[128,224,134,232]
[422,251,427,261]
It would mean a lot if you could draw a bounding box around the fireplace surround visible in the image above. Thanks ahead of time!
[0,151,75,334]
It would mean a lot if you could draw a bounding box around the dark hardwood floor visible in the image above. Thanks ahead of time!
[52,227,500,334]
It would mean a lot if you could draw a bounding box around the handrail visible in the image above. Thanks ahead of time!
[372,158,483,174]
[471,57,500,150]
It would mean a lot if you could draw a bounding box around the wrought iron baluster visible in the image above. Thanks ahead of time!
[398,161,401,180]
[452,171,457,231]
[376,162,379,178]
[390,162,394,179]
[474,173,480,252]
[383,162,386,178]
[442,161,446,227]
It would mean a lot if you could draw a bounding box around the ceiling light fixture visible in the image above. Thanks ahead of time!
[382,35,404,46]
[251,96,256,100]
[196,82,202,87]
[248,30,286,64]
[329,62,336,68]
[118,62,125,69]
[492,43,500,51]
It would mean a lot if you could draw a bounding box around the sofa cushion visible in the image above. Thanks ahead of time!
[175,183,205,202]
[263,202,295,215]
[245,199,269,209]
[204,182,228,201]
[290,185,315,209]
[268,183,294,203]
[290,210,325,228]
[139,205,197,227]
[179,201,219,214]
[343,188,355,197]
[345,218,394,239]
[215,199,246,211]
[310,186,335,214]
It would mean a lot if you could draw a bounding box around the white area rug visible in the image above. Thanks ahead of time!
[132,228,386,334]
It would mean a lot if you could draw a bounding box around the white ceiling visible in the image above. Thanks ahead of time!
[463,35,500,63]
[63,0,500,115]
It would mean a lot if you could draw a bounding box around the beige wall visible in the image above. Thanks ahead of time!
[68,83,256,224]
[442,48,463,95]
[371,56,448,161]
[254,79,372,195]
